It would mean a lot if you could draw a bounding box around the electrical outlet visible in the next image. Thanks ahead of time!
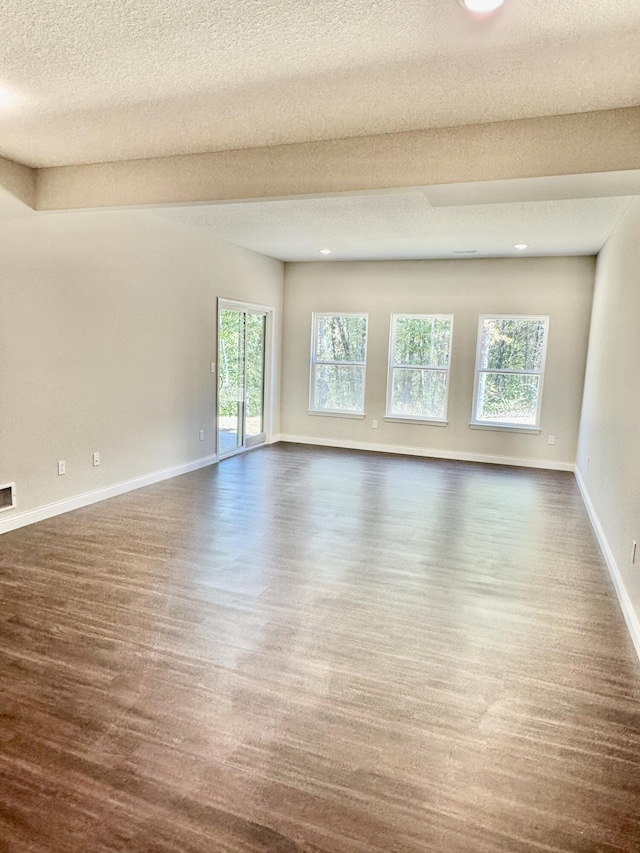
[632,541,637,564]
[57,460,66,476]
[587,456,590,469]
[548,435,556,445]
[199,430,204,441]
[372,419,378,429]
[210,362,216,373]
[92,452,100,467]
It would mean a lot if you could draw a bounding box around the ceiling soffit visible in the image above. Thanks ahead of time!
[35,108,640,212]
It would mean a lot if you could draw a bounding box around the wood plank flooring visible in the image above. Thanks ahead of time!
[1,442,640,852]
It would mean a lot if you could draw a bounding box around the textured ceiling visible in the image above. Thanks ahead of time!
[0,0,638,167]
[152,190,632,261]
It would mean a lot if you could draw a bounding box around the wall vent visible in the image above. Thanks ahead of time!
[0,483,16,513]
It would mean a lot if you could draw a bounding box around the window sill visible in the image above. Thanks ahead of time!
[308,410,366,420]
[469,422,541,435]
[384,417,448,427]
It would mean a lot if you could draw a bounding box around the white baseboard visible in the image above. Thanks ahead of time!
[575,468,640,662]
[0,454,218,535]
[275,434,575,471]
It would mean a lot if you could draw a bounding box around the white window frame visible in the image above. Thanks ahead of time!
[471,314,549,432]
[385,313,454,425]
[309,312,368,418]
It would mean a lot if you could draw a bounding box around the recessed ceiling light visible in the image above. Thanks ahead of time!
[513,243,529,250]
[460,0,506,12]
[319,248,332,255]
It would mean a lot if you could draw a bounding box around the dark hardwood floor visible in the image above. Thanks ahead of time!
[1,442,639,852]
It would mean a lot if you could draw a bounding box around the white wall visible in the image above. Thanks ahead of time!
[281,257,595,468]
[577,198,640,651]
[0,209,283,526]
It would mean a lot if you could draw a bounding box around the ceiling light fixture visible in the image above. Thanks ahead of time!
[513,243,529,250]
[319,248,332,255]
[0,83,23,110]
[460,0,506,12]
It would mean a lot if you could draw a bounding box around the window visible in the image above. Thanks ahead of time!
[472,315,549,430]
[386,314,453,423]
[309,313,368,416]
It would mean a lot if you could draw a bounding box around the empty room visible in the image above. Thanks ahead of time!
[1,0,640,850]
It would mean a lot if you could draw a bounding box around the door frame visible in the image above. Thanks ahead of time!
[216,298,274,459]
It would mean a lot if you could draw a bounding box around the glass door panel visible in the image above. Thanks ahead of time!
[218,308,245,456]
[217,302,268,458]
[245,312,266,447]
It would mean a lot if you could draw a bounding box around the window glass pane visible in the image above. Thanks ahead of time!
[314,364,364,411]
[316,315,367,363]
[391,369,448,420]
[394,317,451,367]
[477,372,540,425]
[480,318,546,372]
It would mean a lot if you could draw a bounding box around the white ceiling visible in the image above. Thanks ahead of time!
[152,181,634,261]
[0,0,638,167]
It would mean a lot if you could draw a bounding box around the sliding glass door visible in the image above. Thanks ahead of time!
[217,300,267,457]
